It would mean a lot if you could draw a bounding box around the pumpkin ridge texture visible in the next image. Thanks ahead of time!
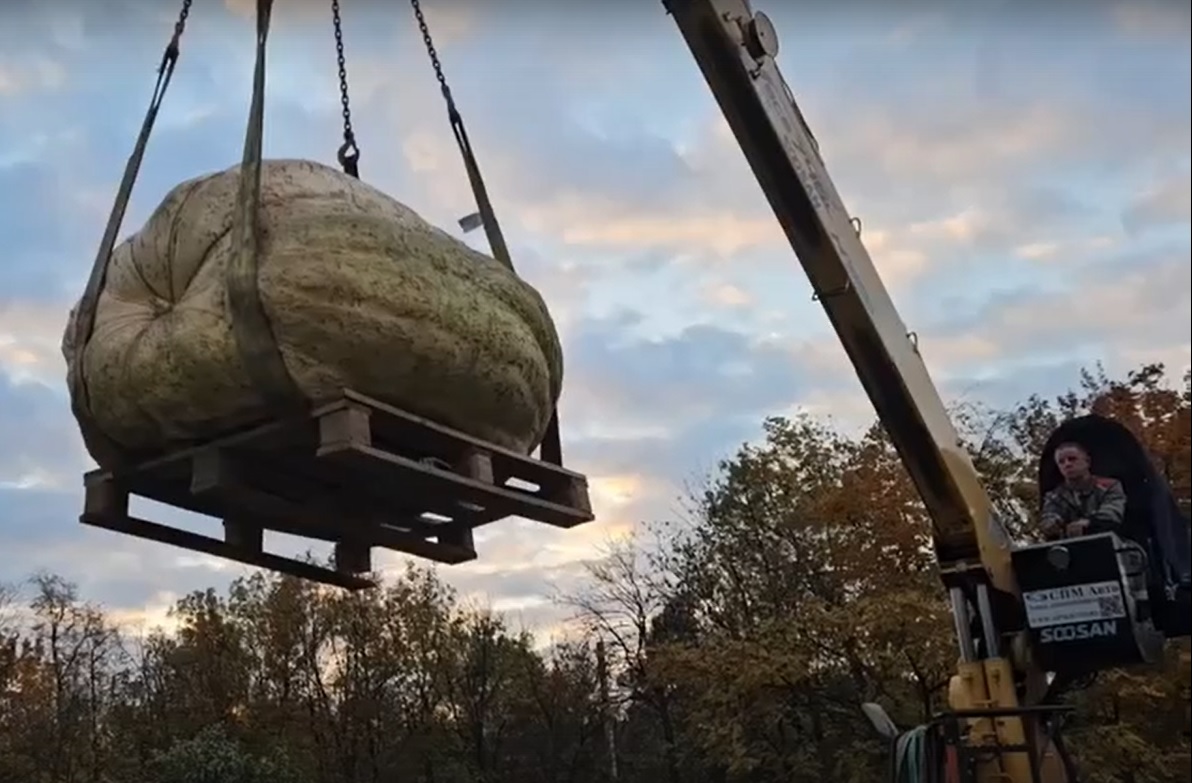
[63,158,563,465]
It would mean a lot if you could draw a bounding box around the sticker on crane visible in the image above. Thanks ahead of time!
[1022,580,1127,628]
[1039,620,1120,643]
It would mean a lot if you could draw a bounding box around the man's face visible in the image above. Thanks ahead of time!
[1055,445,1091,481]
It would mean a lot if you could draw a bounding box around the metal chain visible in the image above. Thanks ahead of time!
[162,0,194,69]
[411,0,450,100]
[408,0,512,274]
[174,0,193,40]
[331,0,359,176]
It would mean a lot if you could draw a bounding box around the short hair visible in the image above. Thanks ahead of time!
[1054,441,1089,458]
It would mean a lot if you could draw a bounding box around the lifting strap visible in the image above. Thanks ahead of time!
[409,0,563,465]
[225,0,306,413]
[68,0,194,469]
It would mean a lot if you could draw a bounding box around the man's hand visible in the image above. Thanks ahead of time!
[1065,518,1090,537]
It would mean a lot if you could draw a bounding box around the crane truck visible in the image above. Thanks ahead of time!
[665,1,1192,781]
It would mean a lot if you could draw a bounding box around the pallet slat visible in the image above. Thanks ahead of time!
[81,504,374,591]
[79,390,594,590]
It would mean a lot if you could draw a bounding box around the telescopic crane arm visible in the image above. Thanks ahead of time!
[664,0,1010,589]
[664,1,1068,780]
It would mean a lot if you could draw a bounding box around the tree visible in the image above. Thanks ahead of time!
[651,416,953,782]
[567,361,1190,783]
[152,724,300,783]
[0,361,1186,783]
[564,538,688,782]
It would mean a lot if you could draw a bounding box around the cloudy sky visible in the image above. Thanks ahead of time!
[0,0,1188,638]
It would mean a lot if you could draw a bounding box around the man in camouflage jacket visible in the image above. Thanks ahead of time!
[1040,441,1128,540]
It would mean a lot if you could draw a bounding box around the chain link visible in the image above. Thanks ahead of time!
[410,0,449,97]
[408,0,512,271]
[162,0,193,67]
[331,0,357,170]
[174,0,193,38]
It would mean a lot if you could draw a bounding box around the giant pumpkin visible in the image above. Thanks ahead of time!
[62,159,563,464]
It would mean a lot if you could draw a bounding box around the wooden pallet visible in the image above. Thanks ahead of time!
[80,390,594,590]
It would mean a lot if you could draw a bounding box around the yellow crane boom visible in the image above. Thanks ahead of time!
[664,1,1066,780]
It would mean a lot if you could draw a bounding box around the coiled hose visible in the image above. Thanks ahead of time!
[894,725,929,782]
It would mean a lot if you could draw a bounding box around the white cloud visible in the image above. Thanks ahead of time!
[1,6,1188,638]
[1110,1,1192,39]
[916,249,1191,385]
[0,58,66,97]
[0,301,69,387]
[386,67,1184,301]
[222,0,478,48]
[1123,169,1192,234]
[701,282,753,309]
[1012,235,1118,263]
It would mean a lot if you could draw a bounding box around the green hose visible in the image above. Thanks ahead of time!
[893,725,929,783]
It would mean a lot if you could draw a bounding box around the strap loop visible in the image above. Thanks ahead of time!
[69,0,194,468]
[225,0,305,414]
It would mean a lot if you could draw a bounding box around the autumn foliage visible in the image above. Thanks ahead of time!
[0,363,1188,783]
